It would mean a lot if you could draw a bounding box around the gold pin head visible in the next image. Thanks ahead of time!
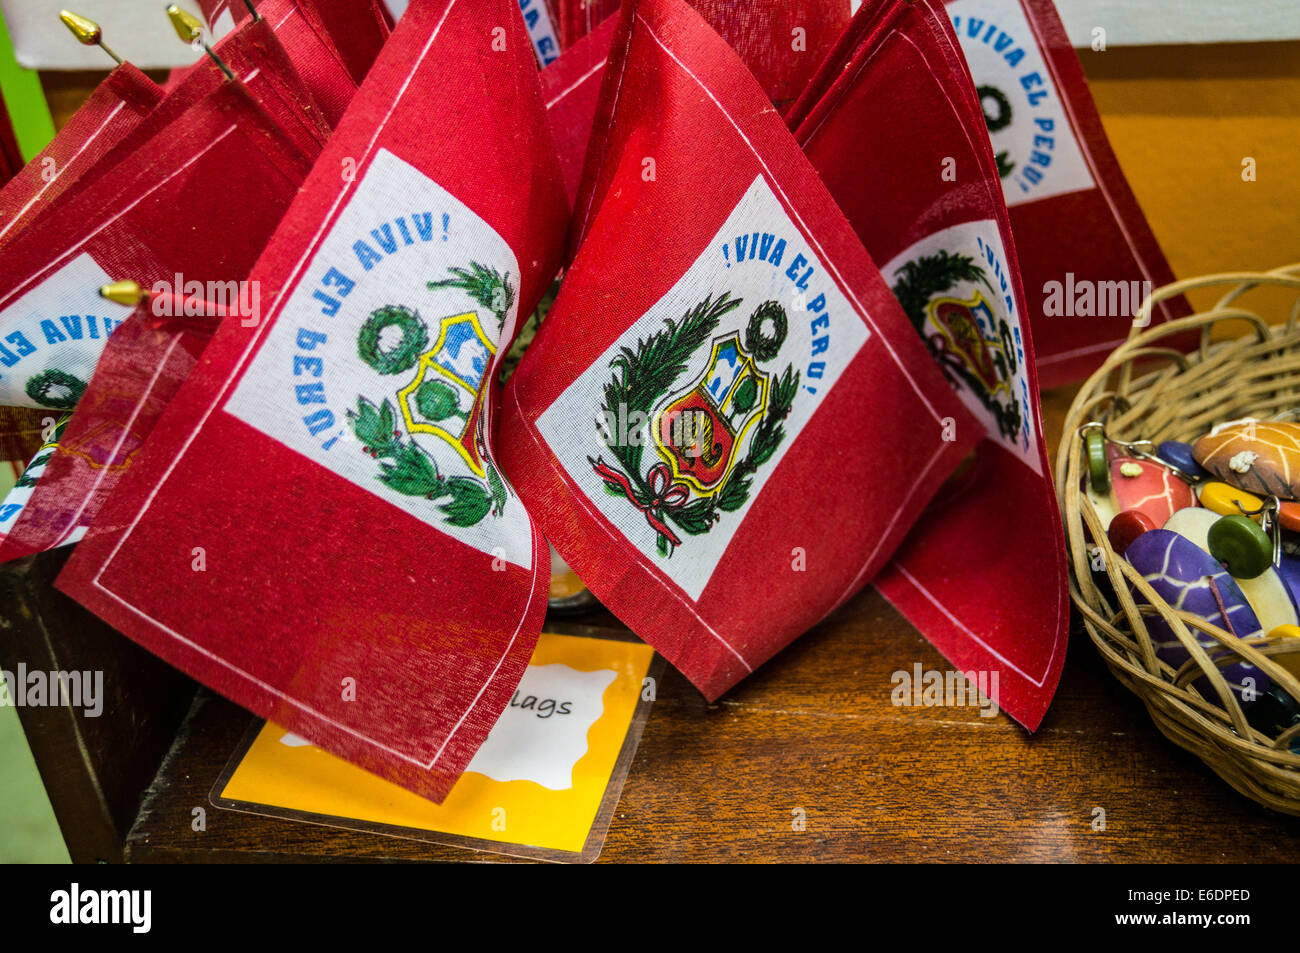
[59,10,102,45]
[165,4,204,44]
[165,4,235,80]
[99,280,147,307]
[60,9,123,65]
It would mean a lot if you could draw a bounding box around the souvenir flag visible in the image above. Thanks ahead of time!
[686,1,854,113]
[554,1,853,110]
[544,1,854,223]
[942,0,1187,386]
[556,0,617,49]
[541,13,616,208]
[194,0,387,126]
[0,64,162,246]
[499,0,981,700]
[0,81,316,566]
[0,80,315,412]
[206,0,391,87]
[519,0,563,66]
[59,0,569,802]
[16,17,330,232]
[137,10,334,160]
[788,0,1067,727]
[205,9,335,154]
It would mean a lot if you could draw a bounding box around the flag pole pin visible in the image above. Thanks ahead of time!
[59,10,123,66]
[99,280,148,307]
[243,0,262,22]
[165,4,236,81]
[100,279,229,320]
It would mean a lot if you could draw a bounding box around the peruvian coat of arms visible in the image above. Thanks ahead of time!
[346,262,513,528]
[590,293,800,557]
[891,249,1023,443]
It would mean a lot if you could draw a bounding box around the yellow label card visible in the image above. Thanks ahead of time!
[216,633,656,859]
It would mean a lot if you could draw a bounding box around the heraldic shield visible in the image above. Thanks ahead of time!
[652,331,770,494]
[397,309,496,477]
[929,290,1010,397]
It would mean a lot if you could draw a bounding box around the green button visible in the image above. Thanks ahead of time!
[1086,430,1109,494]
[1207,514,1273,579]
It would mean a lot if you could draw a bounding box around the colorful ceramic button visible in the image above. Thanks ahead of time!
[1157,440,1207,480]
[1086,430,1109,493]
[1107,510,1157,555]
[1199,481,1264,518]
[1280,501,1300,533]
[1165,507,1297,634]
[1125,530,1267,701]
[1193,420,1300,500]
[1266,624,1300,681]
[1208,515,1274,579]
[1110,456,1195,526]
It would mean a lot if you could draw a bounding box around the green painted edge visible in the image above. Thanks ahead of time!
[0,9,55,161]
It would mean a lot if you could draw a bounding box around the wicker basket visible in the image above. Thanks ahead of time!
[1057,265,1300,815]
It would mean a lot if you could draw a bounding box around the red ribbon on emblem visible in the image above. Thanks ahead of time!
[590,457,688,549]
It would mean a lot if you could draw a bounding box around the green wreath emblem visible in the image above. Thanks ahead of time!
[977,84,1013,133]
[357,305,428,375]
[745,300,787,362]
[347,395,506,527]
[25,369,86,410]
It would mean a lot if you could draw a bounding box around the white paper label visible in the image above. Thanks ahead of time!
[279,661,618,791]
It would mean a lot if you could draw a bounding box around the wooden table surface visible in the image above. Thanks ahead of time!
[119,388,1300,863]
[28,74,1300,863]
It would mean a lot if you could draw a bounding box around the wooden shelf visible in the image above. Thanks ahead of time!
[123,602,1300,863]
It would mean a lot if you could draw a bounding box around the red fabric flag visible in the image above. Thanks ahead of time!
[0,65,162,247]
[687,1,853,113]
[205,0,391,88]
[554,1,853,112]
[58,0,569,802]
[789,0,1067,728]
[541,13,617,208]
[188,0,366,128]
[556,0,616,49]
[0,82,316,561]
[499,0,981,701]
[25,21,330,223]
[941,0,1187,386]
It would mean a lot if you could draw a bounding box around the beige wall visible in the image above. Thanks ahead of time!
[1081,40,1300,321]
